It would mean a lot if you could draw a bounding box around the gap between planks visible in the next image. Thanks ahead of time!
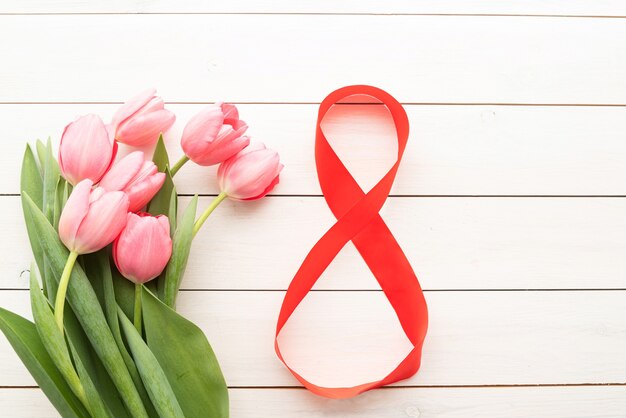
[4,102,626,107]
[3,12,626,19]
[3,383,626,389]
[4,288,626,293]
[6,194,626,198]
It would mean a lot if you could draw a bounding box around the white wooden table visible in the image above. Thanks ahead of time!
[2,1,626,417]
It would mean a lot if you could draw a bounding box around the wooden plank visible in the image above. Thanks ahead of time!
[0,389,54,418]
[3,0,626,16]
[231,387,626,418]
[4,104,626,196]
[4,386,626,418]
[1,290,625,387]
[1,16,626,104]
[3,195,626,291]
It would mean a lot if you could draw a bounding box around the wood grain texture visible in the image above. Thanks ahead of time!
[3,104,626,196]
[3,0,626,16]
[3,196,626,291]
[1,16,626,104]
[4,386,626,418]
[1,290,625,387]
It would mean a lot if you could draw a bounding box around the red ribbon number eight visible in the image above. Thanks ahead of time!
[275,85,429,399]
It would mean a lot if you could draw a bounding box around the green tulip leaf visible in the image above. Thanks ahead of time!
[47,252,129,418]
[160,195,197,307]
[84,251,158,417]
[148,134,177,232]
[148,169,177,232]
[29,268,89,410]
[21,193,149,418]
[147,169,178,301]
[151,134,169,172]
[112,267,136,320]
[21,145,44,277]
[67,337,114,418]
[53,177,69,230]
[64,308,130,418]
[35,140,47,174]
[143,288,229,418]
[0,306,89,418]
[22,144,43,209]
[21,141,63,301]
[118,307,185,418]
[46,176,69,301]
[38,138,61,223]
[167,187,178,233]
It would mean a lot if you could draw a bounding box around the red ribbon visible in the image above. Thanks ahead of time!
[275,85,428,399]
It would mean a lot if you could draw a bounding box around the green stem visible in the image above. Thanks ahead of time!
[170,155,190,177]
[134,283,142,335]
[193,192,227,237]
[54,250,79,335]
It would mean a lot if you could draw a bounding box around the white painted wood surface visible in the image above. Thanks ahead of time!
[6,386,626,418]
[1,2,626,417]
[1,16,626,104]
[3,0,626,16]
[4,196,626,291]
[4,104,626,196]
[3,290,626,387]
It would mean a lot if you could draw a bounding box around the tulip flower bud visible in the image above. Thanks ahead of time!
[113,213,172,284]
[58,179,129,254]
[59,114,116,185]
[181,102,250,166]
[99,151,165,212]
[111,89,176,147]
[217,142,283,200]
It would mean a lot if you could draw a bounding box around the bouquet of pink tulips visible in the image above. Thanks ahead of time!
[0,90,283,417]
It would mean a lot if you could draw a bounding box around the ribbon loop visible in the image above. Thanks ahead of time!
[275,85,428,399]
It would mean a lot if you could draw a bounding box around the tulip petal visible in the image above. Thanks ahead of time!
[59,115,113,185]
[111,88,157,128]
[220,103,239,125]
[195,134,250,167]
[74,191,129,254]
[99,151,144,192]
[114,214,172,283]
[112,213,136,271]
[156,215,171,237]
[218,144,282,200]
[138,97,165,115]
[180,104,251,166]
[117,109,176,147]
[230,151,281,199]
[126,171,166,212]
[131,161,159,185]
[180,106,224,160]
[215,120,248,145]
[58,179,93,251]
[244,171,282,201]
[235,142,266,157]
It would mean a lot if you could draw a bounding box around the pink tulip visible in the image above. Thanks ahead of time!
[217,142,283,200]
[111,89,176,147]
[59,114,116,185]
[58,179,129,254]
[181,102,249,166]
[113,213,172,284]
[99,151,165,212]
